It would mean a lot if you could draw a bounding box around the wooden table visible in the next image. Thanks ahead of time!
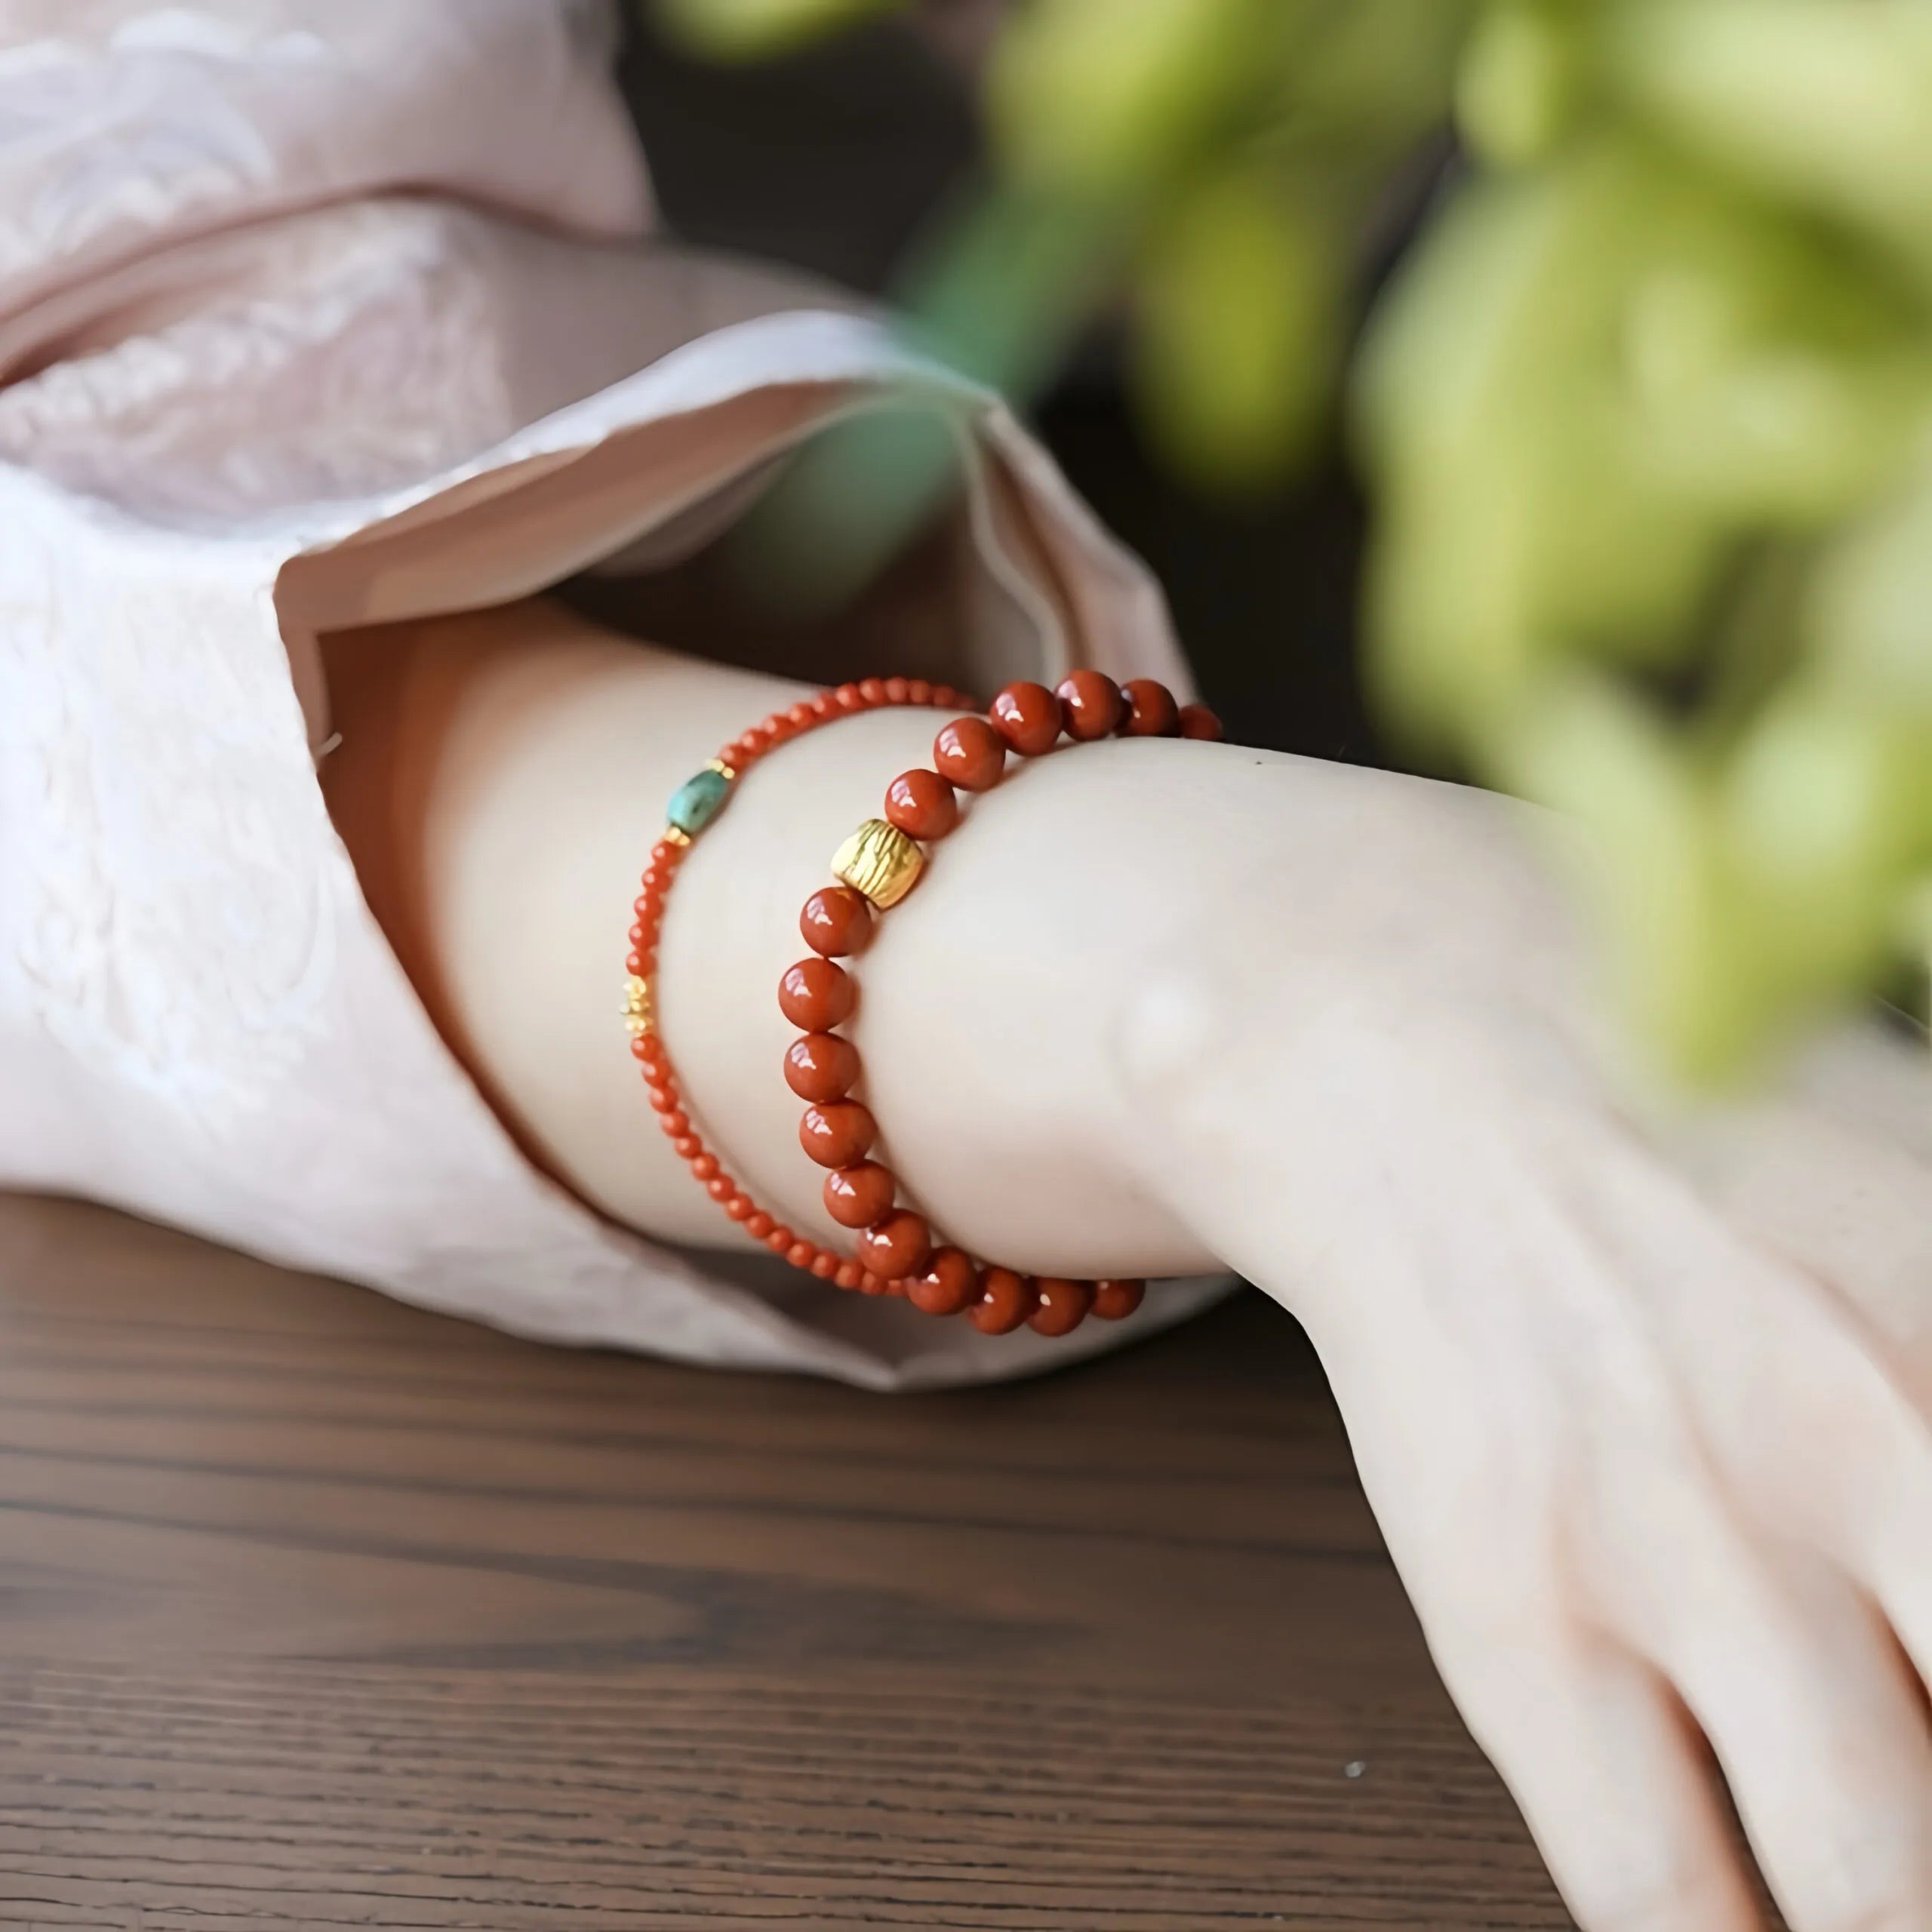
[0,1193,1568,1929]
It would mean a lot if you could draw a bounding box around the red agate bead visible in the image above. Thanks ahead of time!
[823,1162,897,1229]
[1118,679,1180,737]
[798,1100,877,1169]
[907,1247,978,1316]
[883,768,958,841]
[969,1268,1038,1335]
[1056,670,1122,741]
[778,957,855,1031]
[801,886,872,957]
[1091,1278,1146,1321]
[783,1032,860,1103]
[933,715,1006,791]
[989,681,1063,756]
[1029,1278,1094,1336]
[856,1210,933,1281]
[639,672,1204,1338]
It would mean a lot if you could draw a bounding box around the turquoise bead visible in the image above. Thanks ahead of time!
[666,767,731,837]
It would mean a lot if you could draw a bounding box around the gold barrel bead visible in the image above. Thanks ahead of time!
[831,817,924,909]
[622,974,652,1034]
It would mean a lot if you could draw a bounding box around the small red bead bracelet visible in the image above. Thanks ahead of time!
[626,671,1223,1337]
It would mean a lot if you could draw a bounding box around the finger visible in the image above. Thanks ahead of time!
[1838,1352,1932,1703]
[1874,1516,1932,1709]
[1664,1239,1932,1712]
[1580,1134,1932,1601]
[1709,1266,1932,1694]
[1675,1022,1932,1398]
[1666,1555,1932,1932]
[1430,1623,1762,1932]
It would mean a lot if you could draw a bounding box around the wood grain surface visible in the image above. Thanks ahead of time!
[0,1192,1571,1929]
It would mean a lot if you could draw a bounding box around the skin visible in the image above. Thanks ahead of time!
[323,595,1932,1932]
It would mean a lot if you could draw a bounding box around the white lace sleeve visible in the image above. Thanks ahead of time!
[0,2,1231,1384]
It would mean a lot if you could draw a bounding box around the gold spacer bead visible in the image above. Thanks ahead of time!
[831,817,924,909]
[622,974,652,1030]
[663,825,691,848]
[706,758,737,781]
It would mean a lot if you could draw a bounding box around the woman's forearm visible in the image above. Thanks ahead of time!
[325,597,1576,1287]
[322,600,1932,1932]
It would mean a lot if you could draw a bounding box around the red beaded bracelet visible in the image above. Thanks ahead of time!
[625,671,1223,1337]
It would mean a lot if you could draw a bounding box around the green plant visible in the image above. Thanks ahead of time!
[658,0,1932,1082]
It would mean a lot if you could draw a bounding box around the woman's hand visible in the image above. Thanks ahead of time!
[1143,793,1932,1932]
[366,609,1927,1926]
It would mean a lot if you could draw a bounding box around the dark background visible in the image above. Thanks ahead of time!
[615,7,1386,770]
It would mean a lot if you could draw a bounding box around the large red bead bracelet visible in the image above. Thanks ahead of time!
[626,672,1223,1337]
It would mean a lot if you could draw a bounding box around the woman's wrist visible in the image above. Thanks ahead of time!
[1112,763,1595,1326]
[354,600,1584,1302]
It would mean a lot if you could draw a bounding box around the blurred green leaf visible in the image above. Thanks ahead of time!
[987,0,1274,195]
[1809,463,1932,710]
[1617,201,1930,528]
[1604,0,1932,283]
[666,0,1932,1084]
[1358,144,1725,747]
[1274,0,1473,149]
[1721,691,1932,1036]
[1511,675,1757,1081]
[899,185,1127,395]
[1457,0,1585,167]
[725,188,1121,616]
[1131,166,1336,491]
[654,0,900,59]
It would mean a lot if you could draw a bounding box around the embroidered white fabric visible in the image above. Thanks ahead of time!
[0,1,1232,1386]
